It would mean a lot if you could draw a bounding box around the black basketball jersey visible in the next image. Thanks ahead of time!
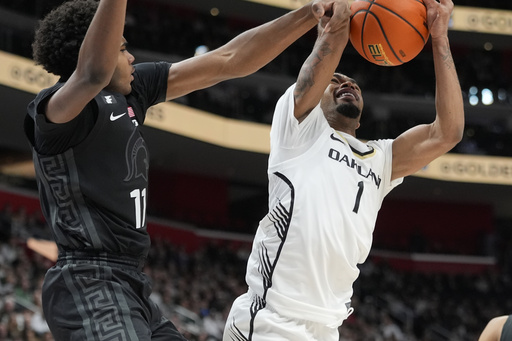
[24,62,171,258]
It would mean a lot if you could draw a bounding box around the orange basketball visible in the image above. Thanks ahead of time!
[349,0,430,66]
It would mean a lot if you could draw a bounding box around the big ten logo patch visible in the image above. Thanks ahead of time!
[103,95,117,104]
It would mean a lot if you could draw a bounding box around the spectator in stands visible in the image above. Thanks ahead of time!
[0,207,512,340]
[381,312,406,341]
[0,204,13,241]
[23,0,349,339]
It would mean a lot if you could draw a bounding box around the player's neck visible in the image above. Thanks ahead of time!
[326,116,358,138]
[333,126,357,138]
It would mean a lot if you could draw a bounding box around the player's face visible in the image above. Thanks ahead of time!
[107,38,135,95]
[321,73,364,119]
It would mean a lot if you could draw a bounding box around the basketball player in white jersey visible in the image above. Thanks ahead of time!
[223,0,464,340]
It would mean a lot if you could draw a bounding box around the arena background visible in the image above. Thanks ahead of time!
[0,0,511,340]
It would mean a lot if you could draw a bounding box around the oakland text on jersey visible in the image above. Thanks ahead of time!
[328,148,382,189]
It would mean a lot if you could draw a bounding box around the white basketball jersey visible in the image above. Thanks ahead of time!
[245,84,403,328]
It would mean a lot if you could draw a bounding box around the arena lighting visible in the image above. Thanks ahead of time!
[469,86,479,106]
[194,45,209,56]
[210,7,220,16]
[481,88,494,105]
[498,88,507,102]
[469,96,479,106]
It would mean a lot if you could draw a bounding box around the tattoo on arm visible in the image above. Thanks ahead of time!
[440,42,455,70]
[294,41,333,100]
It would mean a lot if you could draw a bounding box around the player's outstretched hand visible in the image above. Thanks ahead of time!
[424,0,453,39]
[312,0,351,33]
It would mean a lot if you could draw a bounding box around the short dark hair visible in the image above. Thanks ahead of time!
[32,0,99,80]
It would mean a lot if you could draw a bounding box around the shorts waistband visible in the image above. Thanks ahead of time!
[249,288,354,328]
[57,251,146,271]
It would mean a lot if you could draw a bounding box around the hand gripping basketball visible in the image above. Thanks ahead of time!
[349,0,430,66]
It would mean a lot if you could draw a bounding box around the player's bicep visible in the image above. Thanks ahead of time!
[45,76,103,124]
[166,53,231,101]
[391,123,446,180]
[293,81,323,123]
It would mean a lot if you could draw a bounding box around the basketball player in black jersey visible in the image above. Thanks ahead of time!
[23,0,347,340]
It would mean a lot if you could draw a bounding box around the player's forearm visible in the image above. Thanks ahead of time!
[76,0,127,85]
[294,27,347,118]
[220,3,319,78]
[431,36,464,144]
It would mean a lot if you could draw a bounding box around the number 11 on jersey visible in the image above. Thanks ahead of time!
[130,188,147,229]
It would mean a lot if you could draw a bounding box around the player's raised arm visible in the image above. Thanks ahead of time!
[165,0,347,101]
[293,0,351,121]
[45,0,127,123]
[391,0,464,181]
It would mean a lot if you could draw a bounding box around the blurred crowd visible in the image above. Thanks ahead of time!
[1,202,512,341]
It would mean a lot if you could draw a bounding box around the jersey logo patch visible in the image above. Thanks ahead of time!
[110,112,127,121]
[330,133,347,146]
[128,107,135,118]
[103,95,117,104]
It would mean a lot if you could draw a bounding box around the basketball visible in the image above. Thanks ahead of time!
[349,0,430,66]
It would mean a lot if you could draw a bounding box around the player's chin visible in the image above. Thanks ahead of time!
[336,102,361,119]
[121,84,133,96]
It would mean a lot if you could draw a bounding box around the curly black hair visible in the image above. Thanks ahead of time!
[32,0,99,80]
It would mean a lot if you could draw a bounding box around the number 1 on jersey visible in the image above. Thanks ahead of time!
[130,188,146,229]
[353,181,364,213]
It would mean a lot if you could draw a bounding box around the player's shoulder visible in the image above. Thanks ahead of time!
[366,138,394,151]
[133,61,171,75]
[35,82,64,102]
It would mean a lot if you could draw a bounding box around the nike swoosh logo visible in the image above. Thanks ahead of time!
[110,112,127,121]
[330,133,346,145]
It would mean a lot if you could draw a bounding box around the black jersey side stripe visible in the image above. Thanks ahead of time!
[242,171,294,341]
[35,149,102,249]
[64,149,103,249]
[227,172,295,340]
[33,151,70,246]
